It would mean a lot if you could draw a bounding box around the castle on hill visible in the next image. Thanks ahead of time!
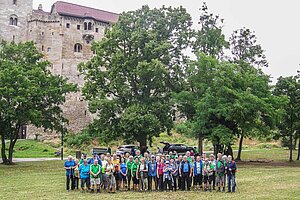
[0,0,119,140]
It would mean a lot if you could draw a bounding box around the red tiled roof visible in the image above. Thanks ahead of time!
[52,1,119,23]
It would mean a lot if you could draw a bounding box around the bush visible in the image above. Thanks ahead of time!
[256,143,280,149]
[65,131,92,148]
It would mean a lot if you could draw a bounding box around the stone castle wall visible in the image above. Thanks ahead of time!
[0,0,110,140]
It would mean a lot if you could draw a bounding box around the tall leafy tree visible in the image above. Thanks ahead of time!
[174,3,229,155]
[193,2,229,58]
[0,41,77,164]
[79,6,193,149]
[273,75,300,162]
[229,27,270,160]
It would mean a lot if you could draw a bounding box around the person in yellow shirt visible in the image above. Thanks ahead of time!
[112,154,120,190]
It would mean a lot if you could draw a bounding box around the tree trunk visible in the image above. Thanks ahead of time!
[297,137,300,161]
[8,131,18,164]
[236,135,244,161]
[198,135,203,156]
[289,132,293,162]
[139,135,147,156]
[1,134,9,164]
[227,145,233,158]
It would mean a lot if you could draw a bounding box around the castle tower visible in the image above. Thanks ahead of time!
[0,0,32,42]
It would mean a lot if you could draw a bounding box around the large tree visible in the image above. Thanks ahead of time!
[174,3,229,155]
[186,53,284,158]
[0,41,77,164]
[79,6,193,149]
[229,27,270,160]
[273,75,300,162]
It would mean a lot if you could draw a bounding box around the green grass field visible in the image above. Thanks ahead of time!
[0,160,299,200]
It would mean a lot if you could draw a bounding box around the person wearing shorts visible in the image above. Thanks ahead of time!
[78,159,90,191]
[90,159,101,193]
[202,158,213,192]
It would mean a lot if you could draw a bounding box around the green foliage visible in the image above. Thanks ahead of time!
[193,2,229,58]
[230,28,268,68]
[0,41,77,164]
[79,5,193,147]
[65,131,92,148]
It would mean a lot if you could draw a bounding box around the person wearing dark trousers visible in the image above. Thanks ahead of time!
[157,158,165,191]
[148,155,158,191]
[209,154,217,190]
[64,155,76,191]
[163,161,173,192]
[177,155,183,190]
[170,158,178,191]
[179,156,192,191]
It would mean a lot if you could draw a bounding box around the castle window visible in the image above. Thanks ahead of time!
[74,43,82,53]
[77,25,80,30]
[41,32,44,35]
[96,28,99,33]
[9,15,18,26]
[88,22,92,30]
[66,23,70,28]
[13,0,17,5]
[42,45,44,51]
[47,47,51,52]
[84,22,87,30]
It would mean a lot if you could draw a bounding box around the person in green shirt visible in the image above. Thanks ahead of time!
[126,156,134,190]
[216,153,226,192]
[90,159,101,193]
[131,157,139,191]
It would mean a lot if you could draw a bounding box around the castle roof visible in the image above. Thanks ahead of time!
[52,1,119,23]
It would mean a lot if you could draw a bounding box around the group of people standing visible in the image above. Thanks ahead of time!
[64,149,237,194]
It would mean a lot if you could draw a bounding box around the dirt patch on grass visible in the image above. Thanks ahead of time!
[237,160,300,167]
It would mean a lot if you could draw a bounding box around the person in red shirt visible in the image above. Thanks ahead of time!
[156,158,165,191]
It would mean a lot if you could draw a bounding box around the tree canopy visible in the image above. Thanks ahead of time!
[79,5,193,148]
[0,41,77,164]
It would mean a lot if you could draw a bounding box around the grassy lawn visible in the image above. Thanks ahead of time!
[0,140,59,158]
[0,160,299,200]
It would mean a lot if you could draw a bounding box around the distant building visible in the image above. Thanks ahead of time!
[0,0,119,140]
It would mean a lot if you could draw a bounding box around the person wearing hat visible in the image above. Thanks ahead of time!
[163,160,173,192]
[88,153,102,165]
[148,154,158,191]
[78,159,90,191]
[64,155,76,191]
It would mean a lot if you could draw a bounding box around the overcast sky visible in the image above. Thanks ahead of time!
[33,0,300,83]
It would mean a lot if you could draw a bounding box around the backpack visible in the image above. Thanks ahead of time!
[216,160,225,174]
[181,161,191,174]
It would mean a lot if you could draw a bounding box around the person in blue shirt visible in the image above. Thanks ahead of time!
[88,153,102,165]
[64,155,76,191]
[78,159,90,191]
[193,156,203,190]
[163,161,173,192]
[179,156,192,191]
[148,155,157,191]
[226,155,237,193]
[119,157,127,190]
